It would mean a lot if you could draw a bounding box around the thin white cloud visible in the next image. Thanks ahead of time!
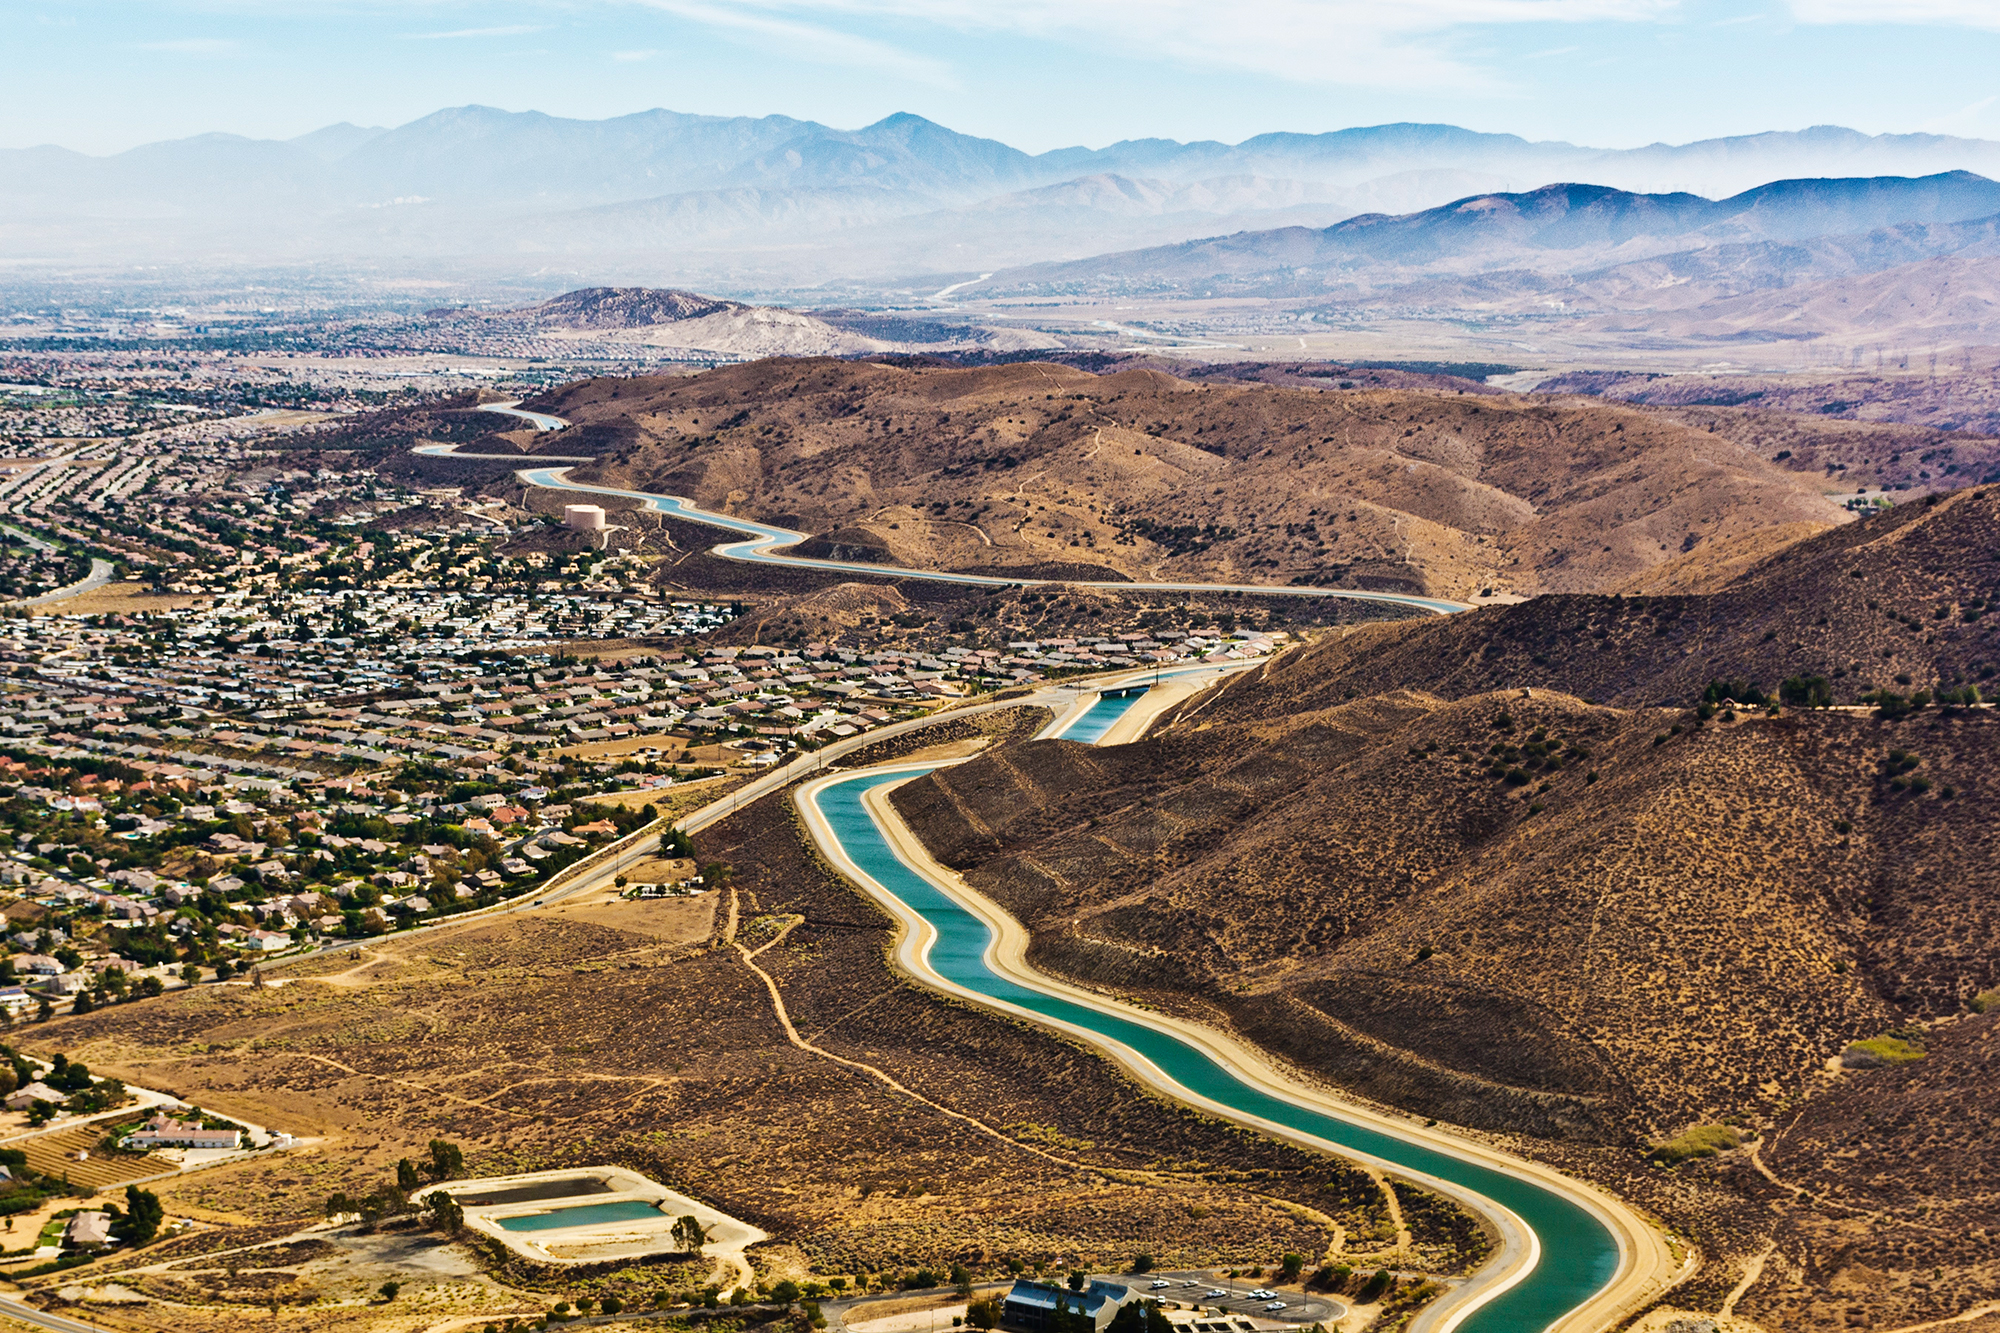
[1789,0,2000,26]
[612,48,660,60]
[407,24,549,39]
[1920,94,1999,133]
[623,0,1679,90]
[631,0,958,85]
[137,37,242,56]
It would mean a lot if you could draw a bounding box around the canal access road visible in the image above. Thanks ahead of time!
[415,400,1472,615]
[789,684,1684,1333]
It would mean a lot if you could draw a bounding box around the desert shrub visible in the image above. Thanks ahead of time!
[1308,1263,1353,1292]
[1355,1268,1393,1302]
[1971,989,2000,1013]
[1648,1124,1742,1165]
[1843,1036,1926,1067]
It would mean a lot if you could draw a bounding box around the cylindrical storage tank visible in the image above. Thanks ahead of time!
[564,504,607,531]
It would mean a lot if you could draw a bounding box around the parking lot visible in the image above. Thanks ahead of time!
[1102,1272,1346,1326]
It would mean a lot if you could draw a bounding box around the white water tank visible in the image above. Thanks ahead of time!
[564,504,607,532]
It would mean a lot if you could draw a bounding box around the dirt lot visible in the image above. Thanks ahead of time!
[36,582,205,614]
[577,775,748,820]
[556,733,692,760]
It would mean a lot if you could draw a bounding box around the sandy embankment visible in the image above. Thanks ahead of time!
[792,761,1688,1333]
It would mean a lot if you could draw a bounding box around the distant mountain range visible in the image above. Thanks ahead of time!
[15,106,2000,291]
[963,172,2000,355]
[988,173,2000,291]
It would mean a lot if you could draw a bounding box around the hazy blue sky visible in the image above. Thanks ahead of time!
[10,0,2000,154]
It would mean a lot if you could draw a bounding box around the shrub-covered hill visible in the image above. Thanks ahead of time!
[526,357,1851,600]
[1183,482,2000,710]
[895,688,1997,1140]
[892,681,2000,1331]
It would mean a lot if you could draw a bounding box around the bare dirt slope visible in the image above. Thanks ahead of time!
[884,492,2000,1332]
[1186,483,2000,710]
[528,358,1860,600]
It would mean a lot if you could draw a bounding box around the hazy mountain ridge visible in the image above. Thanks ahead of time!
[16,107,2000,284]
[991,172,2000,292]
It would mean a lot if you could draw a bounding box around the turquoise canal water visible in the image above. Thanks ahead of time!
[810,770,1622,1333]
[513,467,1469,614]
[1054,690,1146,743]
[497,1200,664,1232]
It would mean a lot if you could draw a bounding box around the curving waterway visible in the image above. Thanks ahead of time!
[513,465,1470,615]
[795,689,1626,1333]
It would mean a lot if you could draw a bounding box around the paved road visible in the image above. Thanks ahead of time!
[0,1294,114,1333]
[12,557,115,608]
[479,400,569,432]
[262,664,1237,972]
[0,523,55,554]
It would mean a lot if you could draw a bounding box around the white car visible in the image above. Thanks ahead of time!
[1203,1290,1227,1299]
[1149,1282,1171,1290]
[1250,1290,1276,1300]
[1263,1302,1287,1312]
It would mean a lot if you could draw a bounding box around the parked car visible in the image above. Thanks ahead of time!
[1263,1302,1287,1312]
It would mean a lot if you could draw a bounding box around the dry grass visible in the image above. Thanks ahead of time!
[35,582,205,614]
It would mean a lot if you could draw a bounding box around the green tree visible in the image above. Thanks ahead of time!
[427,1139,464,1181]
[1780,675,1833,709]
[1130,1254,1153,1274]
[1107,1303,1174,1333]
[396,1159,421,1192]
[422,1190,464,1235]
[952,1265,973,1298]
[671,1214,711,1254]
[124,1185,164,1244]
[378,1281,401,1302]
[1280,1253,1305,1281]
[966,1297,1002,1330]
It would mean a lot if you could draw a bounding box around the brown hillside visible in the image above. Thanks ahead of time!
[895,690,1997,1132]
[1176,483,2000,710]
[529,358,1852,600]
[892,686,2000,1331]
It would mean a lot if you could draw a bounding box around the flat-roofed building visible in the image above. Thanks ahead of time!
[1001,1280,1133,1333]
